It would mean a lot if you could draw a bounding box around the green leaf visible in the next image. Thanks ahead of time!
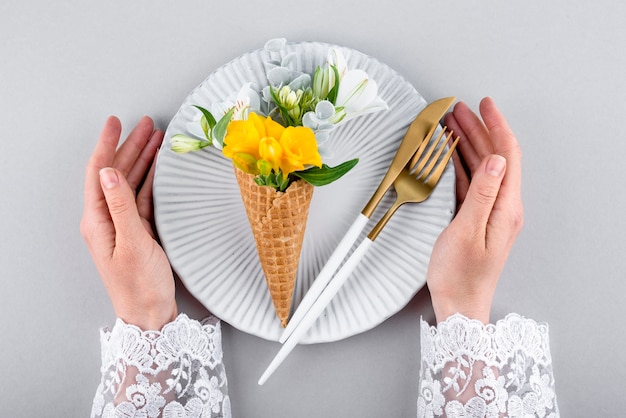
[200,117,210,138]
[275,171,291,192]
[213,107,235,147]
[193,105,217,138]
[193,105,217,128]
[326,65,340,104]
[253,170,293,192]
[293,158,359,186]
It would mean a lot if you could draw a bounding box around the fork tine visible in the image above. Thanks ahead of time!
[410,127,446,174]
[425,134,460,187]
[417,129,455,182]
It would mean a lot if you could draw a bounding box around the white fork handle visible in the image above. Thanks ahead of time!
[259,237,374,385]
[279,213,370,343]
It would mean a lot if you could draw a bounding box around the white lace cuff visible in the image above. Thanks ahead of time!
[418,313,559,417]
[91,314,231,418]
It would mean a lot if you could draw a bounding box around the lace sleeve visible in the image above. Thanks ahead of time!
[417,313,559,417]
[91,314,231,418]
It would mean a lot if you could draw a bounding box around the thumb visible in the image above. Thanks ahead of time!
[99,167,145,246]
[456,154,507,231]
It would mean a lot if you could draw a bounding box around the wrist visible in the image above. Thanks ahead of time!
[117,302,178,331]
[432,298,491,324]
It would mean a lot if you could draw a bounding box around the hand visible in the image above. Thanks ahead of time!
[81,116,177,331]
[426,97,523,324]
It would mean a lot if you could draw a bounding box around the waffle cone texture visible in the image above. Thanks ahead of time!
[234,167,314,327]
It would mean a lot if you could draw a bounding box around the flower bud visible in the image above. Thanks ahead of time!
[313,65,330,99]
[278,86,302,109]
[170,134,209,153]
[232,152,259,175]
[257,159,273,176]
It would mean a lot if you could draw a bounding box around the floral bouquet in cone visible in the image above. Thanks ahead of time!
[171,39,388,327]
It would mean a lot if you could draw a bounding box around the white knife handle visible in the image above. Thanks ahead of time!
[259,238,374,385]
[279,213,370,343]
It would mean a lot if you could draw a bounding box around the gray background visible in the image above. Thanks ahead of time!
[1,1,624,416]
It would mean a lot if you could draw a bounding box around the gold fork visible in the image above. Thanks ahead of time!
[368,126,459,240]
[258,126,459,385]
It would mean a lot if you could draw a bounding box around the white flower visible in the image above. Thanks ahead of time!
[183,83,262,151]
[331,68,388,124]
[323,48,388,124]
[212,82,261,121]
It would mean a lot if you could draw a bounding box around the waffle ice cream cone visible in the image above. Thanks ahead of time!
[234,167,314,327]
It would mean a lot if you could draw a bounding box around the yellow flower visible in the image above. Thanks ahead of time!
[222,119,262,161]
[279,126,322,174]
[259,137,284,172]
[223,112,321,177]
[260,114,285,142]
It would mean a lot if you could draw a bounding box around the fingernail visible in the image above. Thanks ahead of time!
[485,155,506,177]
[99,167,119,189]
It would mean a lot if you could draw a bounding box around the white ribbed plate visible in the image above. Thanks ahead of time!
[154,42,455,343]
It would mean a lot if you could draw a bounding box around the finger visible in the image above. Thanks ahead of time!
[112,116,155,178]
[455,154,506,243]
[478,98,524,249]
[99,167,148,248]
[84,116,122,214]
[127,129,164,190]
[137,149,158,227]
[479,97,522,196]
[452,101,494,161]
[451,150,470,211]
[444,108,481,175]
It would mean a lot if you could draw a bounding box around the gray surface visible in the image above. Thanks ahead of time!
[1,1,624,416]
